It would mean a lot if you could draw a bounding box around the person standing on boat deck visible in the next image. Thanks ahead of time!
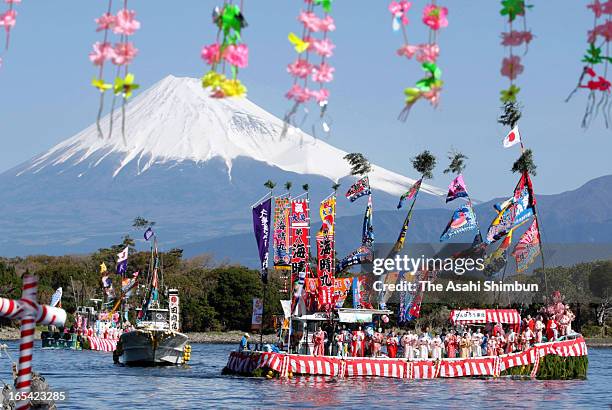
[481,333,489,356]
[431,333,442,360]
[419,331,431,359]
[386,331,398,358]
[335,331,344,357]
[459,333,470,358]
[471,328,483,357]
[371,329,383,357]
[351,327,365,357]
[400,333,410,359]
[487,336,497,356]
[239,333,250,351]
[535,316,545,343]
[444,330,457,358]
[342,328,351,357]
[313,328,325,356]
[506,328,516,353]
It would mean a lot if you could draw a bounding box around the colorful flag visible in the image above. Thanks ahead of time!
[251,298,263,330]
[362,194,374,246]
[273,197,291,270]
[332,277,352,308]
[144,227,154,241]
[336,246,373,272]
[486,173,535,243]
[483,230,513,276]
[316,196,336,310]
[397,179,422,209]
[512,219,541,272]
[446,174,469,203]
[345,176,371,202]
[252,197,272,283]
[440,203,478,241]
[116,246,128,275]
[50,287,62,308]
[100,262,107,273]
[503,126,521,148]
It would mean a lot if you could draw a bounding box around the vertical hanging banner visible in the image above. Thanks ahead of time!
[251,298,263,331]
[252,198,272,283]
[168,289,180,332]
[333,277,352,308]
[316,196,336,310]
[290,198,310,313]
[273,197,291,270]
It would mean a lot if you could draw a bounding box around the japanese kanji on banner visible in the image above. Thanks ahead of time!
[316,197,336,309]
[273,197,291,270]
[290,199,310,307]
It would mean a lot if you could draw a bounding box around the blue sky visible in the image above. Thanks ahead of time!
[0,1,610,200]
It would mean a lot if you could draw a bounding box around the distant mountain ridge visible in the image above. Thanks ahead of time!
[0,75,446,256]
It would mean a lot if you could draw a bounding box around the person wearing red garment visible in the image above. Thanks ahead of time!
[527,315,535,332]
[371,329,383,357]
[313,327,326,356]
[351,326,365,357]
[386,331,398,358]
[444,330,458,358]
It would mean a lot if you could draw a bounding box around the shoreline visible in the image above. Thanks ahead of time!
[1,327,610,347]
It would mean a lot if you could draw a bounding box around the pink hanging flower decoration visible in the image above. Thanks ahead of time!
[603,0,612,14]
[501,55,524,80]
[201,43,223,65]
[286,84,311,103]
[89,41,115,66]
[112,42,138,66]
[588,20,612,42]
[308,38,335,58]
[588,0,605,17]
[298,11,321,32]
[224,44,249,68]
[0,9,17,32]
[95,13,116,32]
[311,63,335,83]
[422,4,448,31]
[318,15,336,32]
[501,30,533,47]
[397,44,419,58]
[309,88,330,103]
[416,43,439,63]
[389,1,412,26]
[113,9,141,36]
[287,59,313,78]
[422,87,441,107]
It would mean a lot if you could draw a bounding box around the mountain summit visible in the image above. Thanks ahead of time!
[0,76,443,256]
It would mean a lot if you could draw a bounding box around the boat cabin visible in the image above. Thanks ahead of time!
[135,308,170,330]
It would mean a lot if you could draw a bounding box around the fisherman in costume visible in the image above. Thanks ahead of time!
[386,331,398,358]
[371,329,383,357]
[313,328,326,356]
[535,316,545,343]
[506,328,516,353]
[351,327,365,357]
[444,330,457,359]
[471,328,483,357]
[419,331,431,359]
[431,333,443,360]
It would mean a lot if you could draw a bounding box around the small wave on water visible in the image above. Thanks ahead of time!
[0,342,609,409]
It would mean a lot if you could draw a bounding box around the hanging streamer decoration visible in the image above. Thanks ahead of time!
[201,2,249,98]
[284,0,336,136]
[499,0,534,104]
[0,0,20,68]
[89,0,141,142]
[390,1,449,120]
[566,1,612,128]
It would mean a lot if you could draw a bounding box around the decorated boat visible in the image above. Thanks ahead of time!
[230,134,589,380]
[114,232,190,366]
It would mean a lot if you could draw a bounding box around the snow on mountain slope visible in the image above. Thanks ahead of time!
[19,75,444,197]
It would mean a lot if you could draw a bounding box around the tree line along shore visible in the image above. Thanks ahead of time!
[0,237,610,340]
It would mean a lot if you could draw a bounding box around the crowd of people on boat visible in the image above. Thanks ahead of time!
[303,311,575,360]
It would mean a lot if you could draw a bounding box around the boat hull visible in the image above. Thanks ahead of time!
[115,329,188,366]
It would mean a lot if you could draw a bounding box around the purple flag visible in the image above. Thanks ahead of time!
[144,227,154,241]
[252,197,272,283]
[446,174,469,203]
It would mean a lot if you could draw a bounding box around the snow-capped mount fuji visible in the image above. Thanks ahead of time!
[0,75,445,256]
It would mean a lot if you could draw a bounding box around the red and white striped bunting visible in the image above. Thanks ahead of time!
[225,336,588,380]
[87,336,118,352]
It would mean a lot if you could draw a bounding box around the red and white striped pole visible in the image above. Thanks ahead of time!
[0,274,66,410]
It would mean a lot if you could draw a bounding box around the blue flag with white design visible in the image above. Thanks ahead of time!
[144,227,154,241]
[116,246,129,275]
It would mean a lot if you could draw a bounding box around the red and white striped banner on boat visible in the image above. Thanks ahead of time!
[450,309,521,325]
[225,336,587,379]
[87,336,118,352]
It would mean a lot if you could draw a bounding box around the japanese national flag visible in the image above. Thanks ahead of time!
[503,126,521,148]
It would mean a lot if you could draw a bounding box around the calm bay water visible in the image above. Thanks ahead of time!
[0,342,609,409]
